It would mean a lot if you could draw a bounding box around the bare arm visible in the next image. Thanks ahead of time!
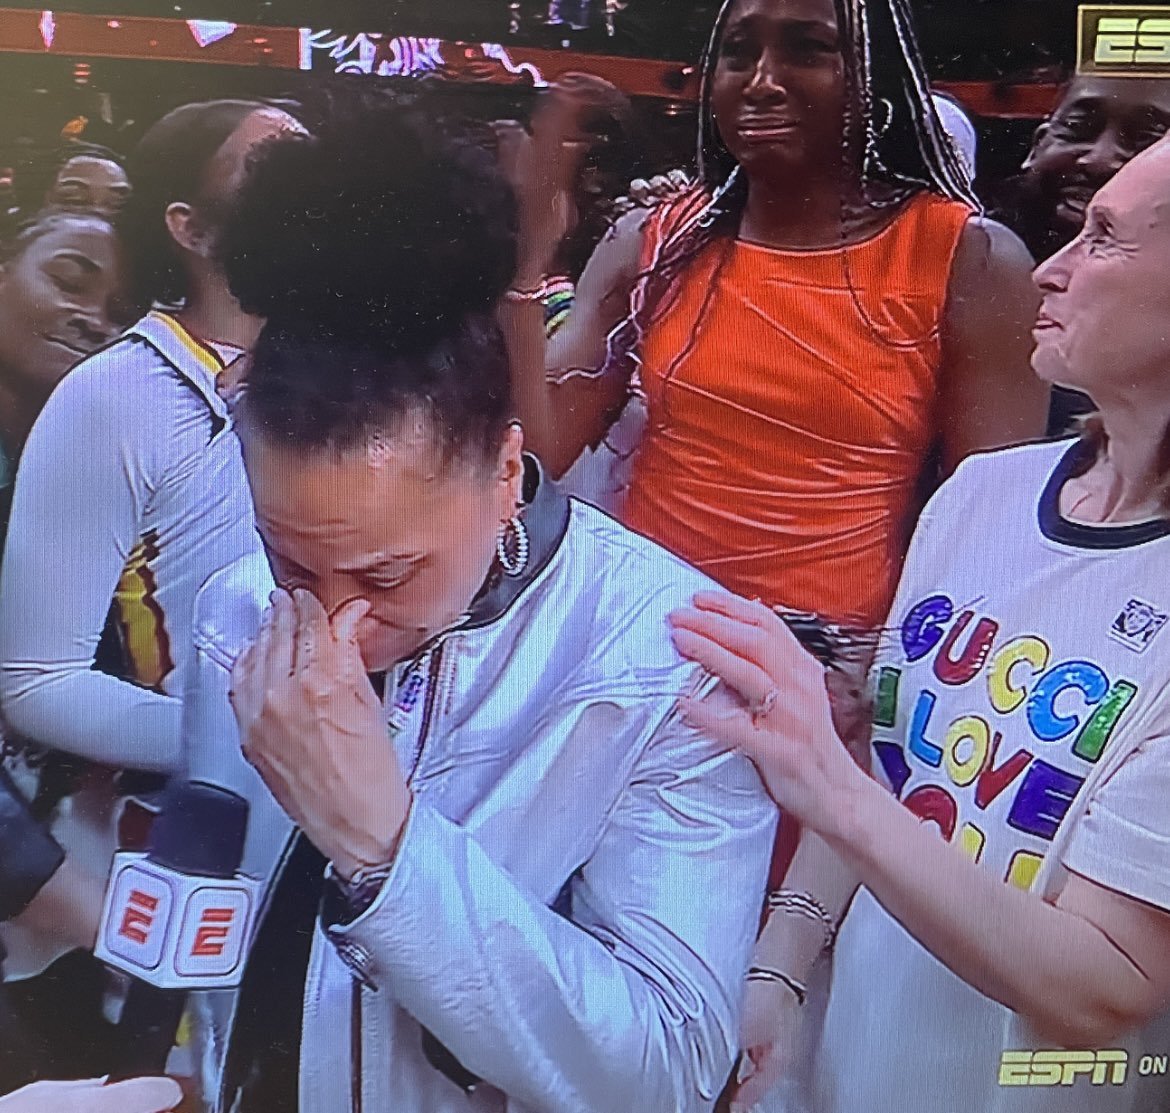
[499,208,647,478]
[753,830,860,976]
[938,217,1048,471]
[673,595,1170,1049]
[11,857,105,952]
[829,773,1170,1047]
[495,118,650,478]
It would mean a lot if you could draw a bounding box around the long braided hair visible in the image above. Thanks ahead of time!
[607,0,982,379]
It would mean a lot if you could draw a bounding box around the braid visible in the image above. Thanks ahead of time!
[606,0,982,380]
[605,0,746,382]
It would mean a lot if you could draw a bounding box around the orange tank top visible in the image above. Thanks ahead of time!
[621,190,971,628]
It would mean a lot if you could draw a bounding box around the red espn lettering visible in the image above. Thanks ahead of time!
[190,907,235,958]
[118,889,160,946]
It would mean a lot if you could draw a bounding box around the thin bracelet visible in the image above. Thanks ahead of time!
[747,966,807,1006]
[766,889,839,953]
[502,279,549,303]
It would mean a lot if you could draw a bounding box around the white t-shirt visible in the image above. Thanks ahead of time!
[791,440,1170,1113]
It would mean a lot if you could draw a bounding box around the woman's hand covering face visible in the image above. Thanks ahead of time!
[230,589,412,880]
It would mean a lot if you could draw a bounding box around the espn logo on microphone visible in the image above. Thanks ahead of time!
[1079,6,1170,76]
[95,853,262,990]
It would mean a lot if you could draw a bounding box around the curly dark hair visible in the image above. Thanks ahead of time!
[222,90,518,466]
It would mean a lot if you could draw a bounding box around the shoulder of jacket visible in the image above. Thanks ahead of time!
[192,551,274,662]
[565,505,715,681]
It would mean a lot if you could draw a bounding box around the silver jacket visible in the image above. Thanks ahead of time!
[184,464,777,1113]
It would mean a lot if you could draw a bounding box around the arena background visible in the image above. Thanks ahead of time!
[0,0,1096,218]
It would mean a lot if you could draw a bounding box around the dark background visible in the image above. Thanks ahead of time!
[0,0,1120,212]
[0,0,1086,76]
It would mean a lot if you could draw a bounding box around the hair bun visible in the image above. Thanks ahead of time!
[222,93,517,354]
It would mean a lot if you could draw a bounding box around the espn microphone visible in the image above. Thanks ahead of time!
[95,781,260,1077]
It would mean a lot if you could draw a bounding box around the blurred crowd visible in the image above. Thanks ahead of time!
[0,0,1169,1111]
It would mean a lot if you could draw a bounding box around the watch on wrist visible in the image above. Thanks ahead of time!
[329,861,395,921]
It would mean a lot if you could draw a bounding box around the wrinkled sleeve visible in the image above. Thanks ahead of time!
[1063,730,1170,915]
[0,359,181,771]
[331,705,777,1113]
[182,556,295,884]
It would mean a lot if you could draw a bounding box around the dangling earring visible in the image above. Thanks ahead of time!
[496,515,530,578]
[873,97,894,141]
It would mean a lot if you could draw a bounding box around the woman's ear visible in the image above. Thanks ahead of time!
[497,422,526,515]
[164,200,209,257]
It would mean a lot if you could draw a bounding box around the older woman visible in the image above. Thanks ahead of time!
[671,136,1170,1113]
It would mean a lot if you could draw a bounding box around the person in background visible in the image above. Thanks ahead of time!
[0,212,128,548]
[0,98,303,780]
[0,100,302,1090]
[529,72,650,336]
[672,136,1170,1113]
[997,75,1170,434]
[502,0,1046,933]
[496,72,655,511]
[0,210,137,1089]
[16,142,131,221]
[504,0,1045,638]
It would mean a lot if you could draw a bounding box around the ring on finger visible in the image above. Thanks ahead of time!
[749,687,779,726]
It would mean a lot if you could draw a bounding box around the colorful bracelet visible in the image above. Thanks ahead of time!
[502,279,549,303]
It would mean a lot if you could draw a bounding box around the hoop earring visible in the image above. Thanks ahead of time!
[496,515,530,578]
[872,97,893,141]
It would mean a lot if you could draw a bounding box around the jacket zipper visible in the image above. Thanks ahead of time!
[348,639,450,1111]
[350,982,363,1113]
[409,642,447,779]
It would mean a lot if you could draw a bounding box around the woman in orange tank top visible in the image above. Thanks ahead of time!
[502,0,1046,637]
[500,5,1049,1101]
